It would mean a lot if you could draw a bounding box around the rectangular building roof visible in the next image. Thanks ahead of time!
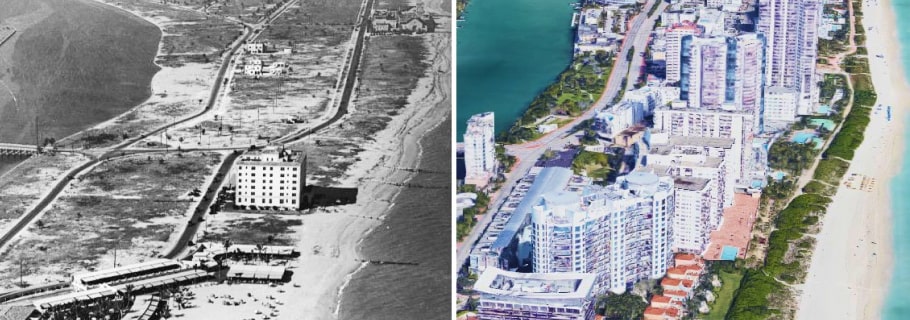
[227,265,286,280]
[33,287,118,311]
[121,269,211,292]
[474,268,596,300]
[674,177,710,191]
[74,259,182,285]
[668,136,735,149]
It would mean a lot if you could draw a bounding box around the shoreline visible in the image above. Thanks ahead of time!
[796,0,909,318]
[279,31,451,319]
[455,0,576,139]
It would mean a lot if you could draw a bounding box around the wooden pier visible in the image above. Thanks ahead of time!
[0,143,38,156]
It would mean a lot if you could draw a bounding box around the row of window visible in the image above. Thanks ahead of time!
[238,173,299,178]
[236,192,298,197]
[236,198,297,205]
[238,165,299,171]
[237,182,298,190]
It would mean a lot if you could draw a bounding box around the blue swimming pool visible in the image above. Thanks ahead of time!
[791,132,817,144]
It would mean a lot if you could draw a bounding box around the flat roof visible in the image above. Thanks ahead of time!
[674,177,710,191]
[704,193,760,260]
[74,259,181,285]
[474,268,595,300]
[668,136,735,149]
[227,265,286,280]
[33,287,118,311]
[491,167,574,250]
[120,269,211,292]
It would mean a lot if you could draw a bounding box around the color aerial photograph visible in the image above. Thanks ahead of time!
[454,0,910,319]
[0,0,451,319]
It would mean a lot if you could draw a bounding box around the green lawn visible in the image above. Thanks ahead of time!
[705,269,745,320]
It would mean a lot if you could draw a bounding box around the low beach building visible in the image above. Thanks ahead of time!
[71,259,183,290]
[234,147,307,210]
[474,268,596,320]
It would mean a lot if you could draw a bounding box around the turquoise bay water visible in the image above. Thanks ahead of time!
[456,0,576,139]
[885,1,910,318]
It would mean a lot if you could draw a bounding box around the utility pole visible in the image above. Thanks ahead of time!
[34,113,39,153]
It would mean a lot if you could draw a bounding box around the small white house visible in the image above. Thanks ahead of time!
[245,42,265,54]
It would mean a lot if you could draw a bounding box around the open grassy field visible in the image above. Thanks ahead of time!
[0,153,89,223]
[705,269,745,320]
[0,0,160,145]
[290,35,428,185]
[152,0,359,148]
[0,152,222,287]
[198,212,302,246]
[181,0,291,24]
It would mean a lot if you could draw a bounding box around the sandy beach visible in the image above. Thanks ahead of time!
[797,0,909,318]
[257,31,451,319]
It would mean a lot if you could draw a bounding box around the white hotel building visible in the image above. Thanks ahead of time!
[234,147,307,210]
[531,172,674,294]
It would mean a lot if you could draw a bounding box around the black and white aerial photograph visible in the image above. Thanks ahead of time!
[0,0,451,319]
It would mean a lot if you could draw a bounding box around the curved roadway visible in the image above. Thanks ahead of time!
[456,0,667,269]
[0,0,372,260]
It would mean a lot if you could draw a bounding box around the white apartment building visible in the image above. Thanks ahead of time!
[653,107,754,186]
[234,147,306,210]
[686,36,728,110]
[646,135,734,207]
[531,172,675,294]
[732,34,765,113]
[759,0,822,114]
[463,112,496,185]
[665,22,701,83]
[642,136,730,254]
[474,268,596,320]
[764,86,799,123]
[671,177,718,254]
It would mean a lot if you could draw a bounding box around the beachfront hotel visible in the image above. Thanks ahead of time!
[474,268,596,320]
[463,112,497,187]
[531,172,675,294]
[234,146,307,210]
[758,0,822,114]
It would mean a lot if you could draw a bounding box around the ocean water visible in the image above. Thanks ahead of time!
[0,156,28,177]
[884,1,910,318]
[338,115,451,320]
[0,0,159,145]
[455,0,576,138]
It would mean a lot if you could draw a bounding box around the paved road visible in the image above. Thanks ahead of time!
[0,0,301,255]
[456,0,666,269]
[162,150,241,259]
[274,0,375,144]
[157,0,375,257]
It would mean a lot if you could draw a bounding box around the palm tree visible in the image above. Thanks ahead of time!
[222,238,233,259]
[255,243,265,262]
